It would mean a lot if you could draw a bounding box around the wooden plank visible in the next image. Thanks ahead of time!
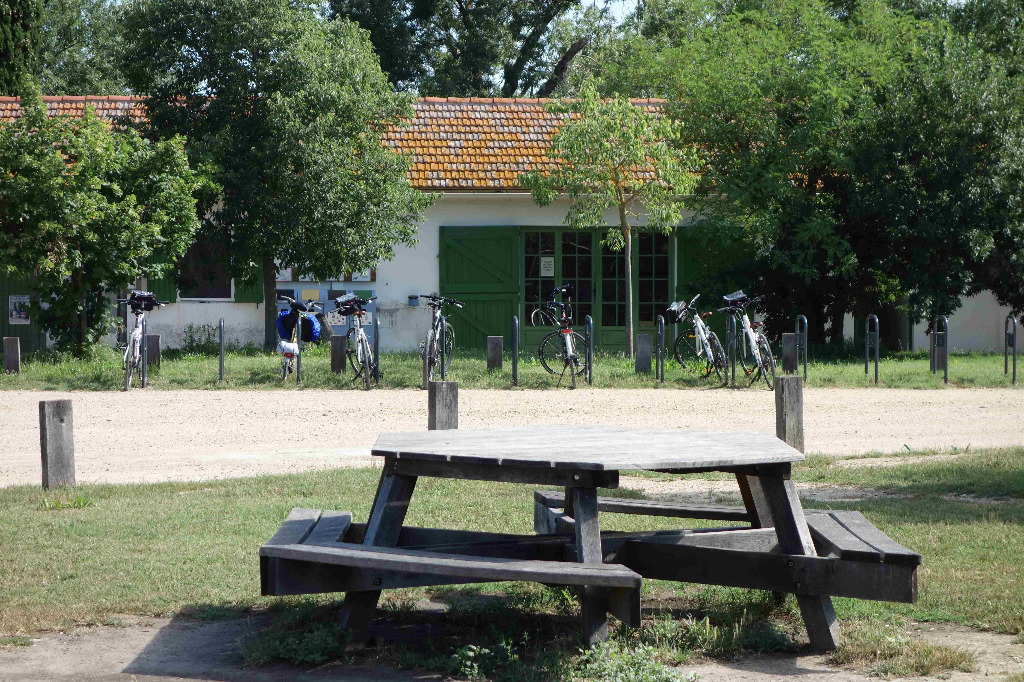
[39,400,75,489]
[261,543,642,588]
[261,507,323,596]
[806,513,882,563]
[345,523,529,547]
[146,334,161,368]
[304,511,353,547]
[331,336,347,374]
[3,337,20,374]
[635,334,652,374]
[781,333,798,374]
[534,490,752,522]
[428,381,458,430]
[774,376,804,453]
[392,458,619,489]
[572,487,613,646]
[372,426,804,473]
[759,474,839,651]
[828,511,922,566]
[617,541,916,603]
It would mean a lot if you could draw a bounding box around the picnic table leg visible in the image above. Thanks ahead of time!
[756,471,840,651]
[736,473,786,603]
[571,486,609,646]
[337,463,418,646]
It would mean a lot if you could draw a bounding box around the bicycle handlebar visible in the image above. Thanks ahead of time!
[418,294,465,308]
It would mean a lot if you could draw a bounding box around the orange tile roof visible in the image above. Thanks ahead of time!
[0,95,664,192]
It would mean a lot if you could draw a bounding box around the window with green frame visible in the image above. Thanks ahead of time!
[601,243,627,327]
[524,231,556,322]
[560,232,593,322]
[638,233,671,325]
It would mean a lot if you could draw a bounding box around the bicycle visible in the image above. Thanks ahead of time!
[418,294,464,381]
[117,290,167,391]
[335,293,377,390]
[717,290,776,390]
[667,294,727,382]
[534,284,588,389]
[276,295,324,381]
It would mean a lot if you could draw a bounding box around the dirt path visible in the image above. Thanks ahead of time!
[1,388,1021,487]
[0,617,1019,681]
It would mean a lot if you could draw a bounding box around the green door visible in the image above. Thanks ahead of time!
[439,226,520,350]
[0,274,46,352]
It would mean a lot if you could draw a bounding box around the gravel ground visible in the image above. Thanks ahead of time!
[1,387,1021,487]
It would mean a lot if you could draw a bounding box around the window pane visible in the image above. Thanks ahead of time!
[561,232,576,254]
[541,232,555,253]
[526,232,538,253]
[178,232,231,299]
[525,255,539,279]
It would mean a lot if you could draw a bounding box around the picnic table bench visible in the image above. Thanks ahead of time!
[259,425,921,651]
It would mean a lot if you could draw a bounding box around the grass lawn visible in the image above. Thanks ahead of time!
[1,341,1021,390]
[2,446,1019,679]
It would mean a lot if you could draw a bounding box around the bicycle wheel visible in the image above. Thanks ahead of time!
[570,357,578,389]
[674,331,712,377]
[441,322,454,375]
[361,337,372,390]
[123,339,137,391]
[425,328,438,381]
[757,332,776,390]
[346,328,363,376]
[708,332,727,383]
[539,331,587,376]
[531,308,557,327]
[281,357,288,381]
[739,333,757,378]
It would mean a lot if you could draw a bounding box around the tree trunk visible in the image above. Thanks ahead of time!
[620,205,634,358]
[262,253,278,350]
[77,271,87,356]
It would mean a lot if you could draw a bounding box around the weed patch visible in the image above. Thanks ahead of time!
[828,620,977,678]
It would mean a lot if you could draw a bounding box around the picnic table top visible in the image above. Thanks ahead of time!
[372,425,803,472]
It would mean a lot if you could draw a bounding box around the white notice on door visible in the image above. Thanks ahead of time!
[540,256,555,277]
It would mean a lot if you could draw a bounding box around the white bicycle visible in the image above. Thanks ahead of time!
[667,294,727,383]
[718,290,776,390]
[117,290,166,391]
[335,293,377,390]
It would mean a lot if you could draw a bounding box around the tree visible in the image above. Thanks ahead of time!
[0,0,43,95]
[520,79,698,356]
[585,0,1024,342]
[330,0,583,96]
[120,0,435,348]
[0,79,204,354]
[38,0,129,95]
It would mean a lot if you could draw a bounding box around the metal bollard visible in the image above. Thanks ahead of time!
[585,315,594,385]
[512,315,520,386]
[1006,315,1017,385]
[656,315,666,382]
[219,318,225,381]
[795,315,808,380]
[932,316,948,384]
[373,314,380,383]
[865,314,879,385]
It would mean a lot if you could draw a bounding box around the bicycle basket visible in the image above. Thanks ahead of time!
[665,301,686,324]
[129,291,157,311]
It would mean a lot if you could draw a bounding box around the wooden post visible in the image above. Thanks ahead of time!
[486,336,503,372]
[146,334,161,369]
[3,337,20,374]
[781,333,798,375]
[774,375,804,453]
[39,400,75,488]
[428,380,458,430]
[331,336,347,374]
[635,334,652,374]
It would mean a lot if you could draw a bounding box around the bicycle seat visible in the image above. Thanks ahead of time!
[290,301,307,312]
[700,312,713,319]
[751,321,764,328]
[722,290,747,303]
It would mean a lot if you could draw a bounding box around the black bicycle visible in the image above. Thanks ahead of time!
[419,294,464,381]
[534,284,588,389]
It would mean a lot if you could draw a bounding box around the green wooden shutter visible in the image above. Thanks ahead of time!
[233,264,264,303]
[148,275,177,303]
[439,226,520,350]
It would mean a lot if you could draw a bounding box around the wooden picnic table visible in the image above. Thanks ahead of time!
[260,425,920,651]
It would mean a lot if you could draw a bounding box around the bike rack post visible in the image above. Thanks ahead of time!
[656,315,666,381]
[865,314,879,385]
[795,315,808,380]
[931,315,949,384]
[585,315,594,385]
[219,318,225,382]
[373,314,380,383]
[439,316,446,380]
[141,316,148,388]
[1005,315,1017,385]
[511,315,519,386]
[727,316,737,386]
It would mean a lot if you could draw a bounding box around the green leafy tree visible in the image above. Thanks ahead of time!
[520,79,698,356]
[38,0,128,95]
[120,0,435,348]
[0,0,43,95]
[331,0,582,96]
[0,79,204,354]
